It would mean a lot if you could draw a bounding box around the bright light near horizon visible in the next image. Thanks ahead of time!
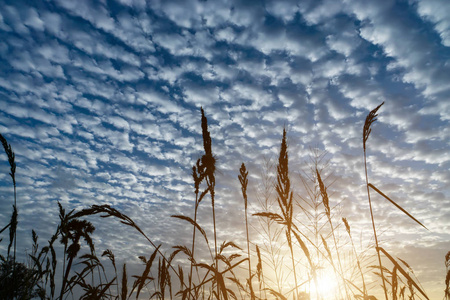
[311,271,339,300]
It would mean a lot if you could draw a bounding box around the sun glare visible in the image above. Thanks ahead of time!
[311,271,339,300]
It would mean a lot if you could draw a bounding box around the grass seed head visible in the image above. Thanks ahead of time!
[363,102,384,151]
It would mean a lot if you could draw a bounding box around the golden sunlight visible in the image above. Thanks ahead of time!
[310,270,339,300]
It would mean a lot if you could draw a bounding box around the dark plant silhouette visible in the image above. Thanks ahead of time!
[363,101,388,300]
[238,163,255,299]
[0,133,17,286]
[445,251,450,300]
[0,258,45,299]
[0,104,435,300]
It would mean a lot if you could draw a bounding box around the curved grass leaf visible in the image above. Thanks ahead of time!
[171,214,209,244]
[264,288,288,300]
[368,183,428,230]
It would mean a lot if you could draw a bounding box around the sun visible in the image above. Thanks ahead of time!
[311,271,339,300]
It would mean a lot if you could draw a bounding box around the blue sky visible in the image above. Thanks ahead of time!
[0,0,449,298]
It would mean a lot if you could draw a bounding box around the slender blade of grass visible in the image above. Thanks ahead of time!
[368,183,428,230]
[171,215,209,244]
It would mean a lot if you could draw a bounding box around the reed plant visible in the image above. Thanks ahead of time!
[0,133,17,290]
[238,163,255,299]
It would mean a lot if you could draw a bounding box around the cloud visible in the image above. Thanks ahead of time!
[416,0,450,47]
[0,0,448,298]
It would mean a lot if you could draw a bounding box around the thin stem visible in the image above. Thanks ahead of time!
[189,197,199,300]
[287,227,299,300]
[240,163,255,299]
[245,204,254,299]
[364,151,388,300]
[210,180,219,299]
[13,184,17,292]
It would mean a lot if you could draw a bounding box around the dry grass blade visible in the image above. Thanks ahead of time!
[368,183,428,230]
[253,212,284,224]
[265,288,288,300]
[377,247,429,300]
[264,288,287,300]
[219,241,242,253]
[136,245,160,299]
[197,186,211,205]
[0,222,11,236]
[121,264,128,300]
[171,245,195,265]
[171,215,209,244]
[291,231,311,265]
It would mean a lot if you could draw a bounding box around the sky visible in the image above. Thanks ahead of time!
[0,0,449,298]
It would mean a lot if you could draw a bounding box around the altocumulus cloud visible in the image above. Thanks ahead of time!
[0,0,449,298]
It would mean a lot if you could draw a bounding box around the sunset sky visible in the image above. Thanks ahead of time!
[0,0,449,298]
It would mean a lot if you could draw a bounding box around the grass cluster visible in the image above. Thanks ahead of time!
[0,104,447,300]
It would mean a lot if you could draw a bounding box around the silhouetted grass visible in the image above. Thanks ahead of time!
[0,104,442,300]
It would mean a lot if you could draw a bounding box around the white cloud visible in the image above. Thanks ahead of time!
[416,0,450,46]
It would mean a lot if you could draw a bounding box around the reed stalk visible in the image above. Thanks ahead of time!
[363,101,388,300]
[276,129,299,300]
[0,133,17,291]
[199,107,219,298]
[238,163,255,299]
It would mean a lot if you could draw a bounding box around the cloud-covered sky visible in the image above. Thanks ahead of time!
[0,0,449,298]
